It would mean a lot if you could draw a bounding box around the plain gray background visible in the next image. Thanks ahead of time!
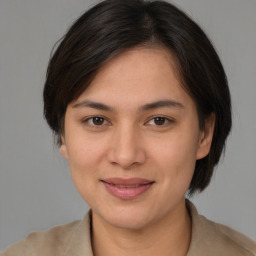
[1,0,256,251]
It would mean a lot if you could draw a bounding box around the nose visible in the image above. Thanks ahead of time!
[107,125,146,169]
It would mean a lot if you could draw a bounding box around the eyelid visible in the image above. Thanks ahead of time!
[82,116,111,126]
[81,115,174,127]
[145,116,174,126]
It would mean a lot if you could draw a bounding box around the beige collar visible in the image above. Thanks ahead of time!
[64,210,93,256]
[186,200,255,256]
[64,201,255,256]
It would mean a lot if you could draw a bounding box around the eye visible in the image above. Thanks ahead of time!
[147,116,172,126]
[83,116,109,126]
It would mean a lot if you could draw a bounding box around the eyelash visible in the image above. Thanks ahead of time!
[82,116,110,127]
[82,116,173,128]
[146,116,173,126]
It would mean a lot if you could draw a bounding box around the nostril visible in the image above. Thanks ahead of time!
[107,148,146,169]
[106,131,146,167]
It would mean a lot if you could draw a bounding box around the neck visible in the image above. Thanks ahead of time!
[91,199,191,256]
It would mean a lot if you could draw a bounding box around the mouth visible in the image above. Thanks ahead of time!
[100,177,155,200]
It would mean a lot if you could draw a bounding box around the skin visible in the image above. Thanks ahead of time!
[60,47,215,256]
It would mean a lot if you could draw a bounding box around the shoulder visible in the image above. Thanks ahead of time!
[214,220,256,255]
[187,200,256,256]
[201,215,256,256]
[0,217,87,256]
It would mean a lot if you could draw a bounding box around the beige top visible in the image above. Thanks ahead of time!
[1,201,256,256]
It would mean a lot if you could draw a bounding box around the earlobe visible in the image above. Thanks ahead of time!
[60,144,68,159]
[196,113,216,160]
[60,136,68,159]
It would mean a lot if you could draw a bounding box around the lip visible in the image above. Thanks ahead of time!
[101,177,155,200]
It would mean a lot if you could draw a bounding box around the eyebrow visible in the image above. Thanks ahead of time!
[72,99,184,112]
[72,100,114,111]
[139,100,184,111]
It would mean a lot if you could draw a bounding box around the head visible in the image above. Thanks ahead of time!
[43,0,231,196]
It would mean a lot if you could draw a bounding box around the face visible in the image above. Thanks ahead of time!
[61,47,214,230]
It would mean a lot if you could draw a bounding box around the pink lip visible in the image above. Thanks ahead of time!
[101,178,155,200]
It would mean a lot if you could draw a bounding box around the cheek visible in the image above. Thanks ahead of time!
[63,138,98,190]
[64,133,112,199]
[64,138,102,205]
[150,130,199,182]
[65,131,107,167]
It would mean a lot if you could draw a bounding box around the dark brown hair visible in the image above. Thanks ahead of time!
[43,0,232,195]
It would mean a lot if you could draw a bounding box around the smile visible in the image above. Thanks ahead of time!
[100,178,155,200]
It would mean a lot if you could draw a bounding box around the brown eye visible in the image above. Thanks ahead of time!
[147,116,172,127]
[92,117,105,125]
[83,116,108,127]
[154,117,166,125]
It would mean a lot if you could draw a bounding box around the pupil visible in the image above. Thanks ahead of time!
[93,117,104,125]
[155,117,165,125]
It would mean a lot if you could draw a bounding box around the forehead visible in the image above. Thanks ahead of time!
[92,47,180,86]
[72,47,193,110]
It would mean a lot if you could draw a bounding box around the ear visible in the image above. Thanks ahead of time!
[196,113,216,160]
[60,135,68,159]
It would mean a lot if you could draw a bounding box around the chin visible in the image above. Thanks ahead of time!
[108,215,152,231]
[95,204,158,231]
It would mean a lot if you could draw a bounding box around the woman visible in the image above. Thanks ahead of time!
[2,0,255,255]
